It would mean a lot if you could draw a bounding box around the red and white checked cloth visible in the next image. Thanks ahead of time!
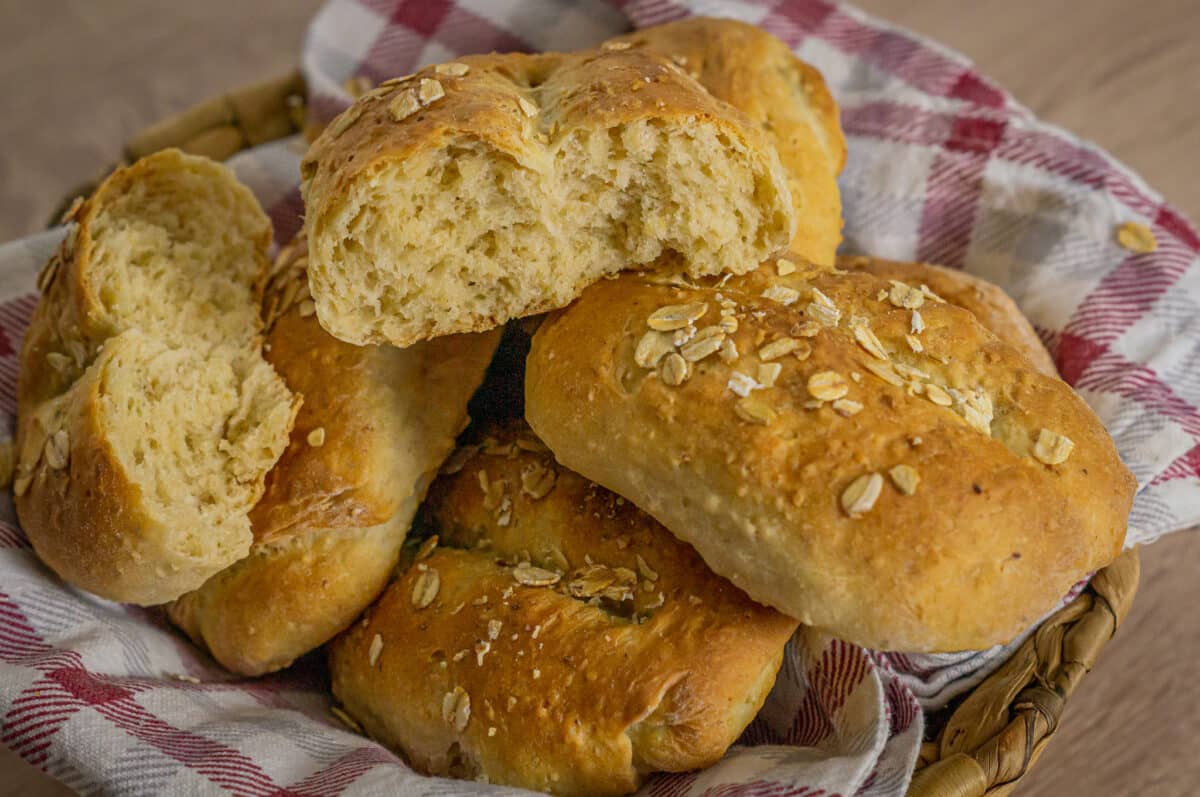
[1,1,1197,794]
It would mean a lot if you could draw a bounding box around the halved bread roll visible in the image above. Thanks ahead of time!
[300,46,795,347]
[16,150,299,606]
[525,259,1136,652]
[607,17,847,265]
[330,425,797,795]
[167,236,501,675]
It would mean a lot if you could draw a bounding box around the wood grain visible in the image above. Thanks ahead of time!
[1,1,1197,796]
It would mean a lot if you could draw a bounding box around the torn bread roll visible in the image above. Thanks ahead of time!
[329,424,797,795]
[16,150,299,605]
[607,17,846,265]
[525,259,1135,652]
[300,46,795,347]
[167,236,500,675]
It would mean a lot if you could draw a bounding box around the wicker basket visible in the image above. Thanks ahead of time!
[56,73,1142,797]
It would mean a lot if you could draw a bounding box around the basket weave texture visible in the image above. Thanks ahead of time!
[55,72,1141,797]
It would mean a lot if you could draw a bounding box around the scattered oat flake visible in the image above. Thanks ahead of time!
[488,726,497,737]
[719,337,739,363]
[727,371,760,397]
[757,362,783,387]
[911,310,925,334]
[520,463,557,499]
[776,258,796,276]
[852,323,890,361]
[412,568,440,609]
[634,330,675,368]
[735,396,777,425]
[443,687,471,732]
[888,464,920,495]
[368,633,384,666]
[45,430,69,470]
[636,555,658,581]
[863,359,904,387]
[488,619,503,641]
[659,353,691,385]
[719,315,738,334]
[418,78,445,104]
[1116,221,1157,253]
[389,90,421,121]
[758,337,801,361]
[841,472,883,517]
[513,563,561,587]
[673,325,697,346]
[328,104,364,138]
[905,334,924,353]
[924,383,954,407]
[680,329,725,362]
[307,427,326,447]
[1033,428,1074,465]
[648,302,708,331]
[793,320,822,338]
[762,285,801,306]
[888,281,925,310]
[603,40,632,50]
[416,535,439,561]
[832,398,863,417]
[807,371,849,401]
[436,62,470,76]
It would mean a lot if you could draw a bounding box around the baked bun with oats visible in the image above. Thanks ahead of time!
[525,258,1135,652]
[15,150,299,606]
[606,17,846,265]
[300,46,795,347]
[167,235,500,675]
[329,424,797,795]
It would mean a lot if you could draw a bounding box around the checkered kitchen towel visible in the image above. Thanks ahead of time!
[1,1,1197,795]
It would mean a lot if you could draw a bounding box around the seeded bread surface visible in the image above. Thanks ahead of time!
[526,260,1135,652]
[330,424,797,795]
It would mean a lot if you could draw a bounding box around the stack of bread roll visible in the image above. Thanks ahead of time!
[15,17,1134,796]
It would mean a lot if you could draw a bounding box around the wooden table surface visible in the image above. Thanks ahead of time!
[1,1,1197,794]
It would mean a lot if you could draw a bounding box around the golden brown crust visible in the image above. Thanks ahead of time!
[329,425,796,794]
[167,515,407,677]
[249,239,502,542]
[838,255,1057,376]
[609,17,846,265]
[525,261,1135,652]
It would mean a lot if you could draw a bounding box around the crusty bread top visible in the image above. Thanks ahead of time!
[839,254,1058,376]
[249,235,502,541]
[525,259,1136,651]
[330,424,796,794]
[608,17,846,265]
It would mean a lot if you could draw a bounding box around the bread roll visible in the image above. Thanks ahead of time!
[838,254,1057,376]
[300,47,795,347]
[168,236,500,675]
[329,425,797,795]
[525,259,1135,652]
[607,17,846,265]
[16,150,298,605]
